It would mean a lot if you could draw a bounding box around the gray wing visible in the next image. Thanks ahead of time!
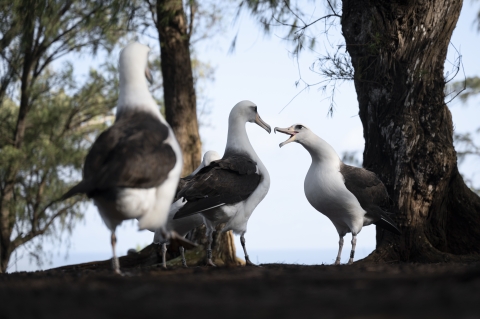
[340,163,400,235]
[173,155,261,219]
[340,163,389,209]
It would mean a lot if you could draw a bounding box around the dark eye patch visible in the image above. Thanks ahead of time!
[252,106,258,112]
[295,125,303,130]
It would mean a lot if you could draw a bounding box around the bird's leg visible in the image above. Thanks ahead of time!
[335,235,344,265]
[110,231,121,275]
[206,228,216,267]
[348,234,357,265]
[179,246,187,268]
[241,233,259,267]
[161,243,167,269]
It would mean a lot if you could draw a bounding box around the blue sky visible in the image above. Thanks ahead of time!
[8,2,480,272]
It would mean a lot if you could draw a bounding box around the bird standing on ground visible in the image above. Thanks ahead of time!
[275,124,400,265]
[62,42,184,274]
[153,150,221,268]
[174,101,271,266]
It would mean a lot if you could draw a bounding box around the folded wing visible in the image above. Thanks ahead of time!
[62,112,176,199]
[173,155,261,219]
[340,163,401,235]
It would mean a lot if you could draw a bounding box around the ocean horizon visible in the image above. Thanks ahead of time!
[7,247,374,273]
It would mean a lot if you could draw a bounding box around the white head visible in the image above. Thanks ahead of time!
[186,150,221,177]
[274,123,340,163]
[229,100,271,134]
[203,150,221,166]
[119,42,153,88]
[117,42,156,117]
[274,124,316,147]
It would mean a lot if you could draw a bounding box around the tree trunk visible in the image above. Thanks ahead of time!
[154,0,238,266]
[342,0,480,263]
[0,204,10,273]
[156,0,202,176]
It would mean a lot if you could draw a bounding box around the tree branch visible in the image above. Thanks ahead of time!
[187,0,196,38]
[11,201,74,251]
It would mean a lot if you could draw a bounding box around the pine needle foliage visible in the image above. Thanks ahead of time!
[0,0,132,272]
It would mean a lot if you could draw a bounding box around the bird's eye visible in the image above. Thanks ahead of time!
[252,106,258,113]
[295,125,303,130]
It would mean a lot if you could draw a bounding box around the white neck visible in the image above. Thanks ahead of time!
[225,116,270,218]
[301,134,340,166]
[225,118,257,159]
[116,66,161,120]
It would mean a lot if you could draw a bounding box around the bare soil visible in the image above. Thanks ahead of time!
[1,262,480,319]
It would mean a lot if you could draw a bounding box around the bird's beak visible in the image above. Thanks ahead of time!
[274,127,297,148]
[145,68,153,84]
[255,113,272,134]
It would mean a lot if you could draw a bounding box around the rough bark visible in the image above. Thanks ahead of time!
[342,0,480,263]
[155,0,202,176]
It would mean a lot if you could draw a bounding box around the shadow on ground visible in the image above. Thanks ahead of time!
[1,263,480,319]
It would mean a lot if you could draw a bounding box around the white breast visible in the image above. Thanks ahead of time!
[304,162,365,233]
[94,187,159,231]
[94,128,182,232]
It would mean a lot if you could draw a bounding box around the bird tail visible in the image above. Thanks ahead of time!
[61,180,91,200]
[373,210,401,235]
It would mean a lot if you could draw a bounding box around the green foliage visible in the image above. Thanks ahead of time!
[1,63,118,270]
[0,0,132,272]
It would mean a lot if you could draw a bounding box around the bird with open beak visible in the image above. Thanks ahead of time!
[275,124,400,265]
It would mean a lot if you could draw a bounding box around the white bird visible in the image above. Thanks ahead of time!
[275,124,400,265]
[62,42,184,274]
[173,101,271,266]
[153,150,221,268]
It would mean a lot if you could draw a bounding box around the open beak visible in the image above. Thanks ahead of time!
[274,127,297,148]
[145,68,153,84]
[255,113,271,134]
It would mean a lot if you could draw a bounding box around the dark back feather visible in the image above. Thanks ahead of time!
[340,163,389,210]
[174,155,261,219]
[65,111,176,198]
[340,163,400,234]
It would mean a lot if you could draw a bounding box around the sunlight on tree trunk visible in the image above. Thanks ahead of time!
[148,0,238,266]
[155,0,202,176]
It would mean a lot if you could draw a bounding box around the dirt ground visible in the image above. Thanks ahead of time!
[1,262,480,319]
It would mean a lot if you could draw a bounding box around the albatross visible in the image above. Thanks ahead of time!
[62,42,184,274]
[173,101,271,266]
[153,150,221,268]
[275,124,401,265]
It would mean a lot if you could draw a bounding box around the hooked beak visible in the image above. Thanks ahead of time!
[274,127,297,148]
[255,113,271,134]
[145,68,153,84]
